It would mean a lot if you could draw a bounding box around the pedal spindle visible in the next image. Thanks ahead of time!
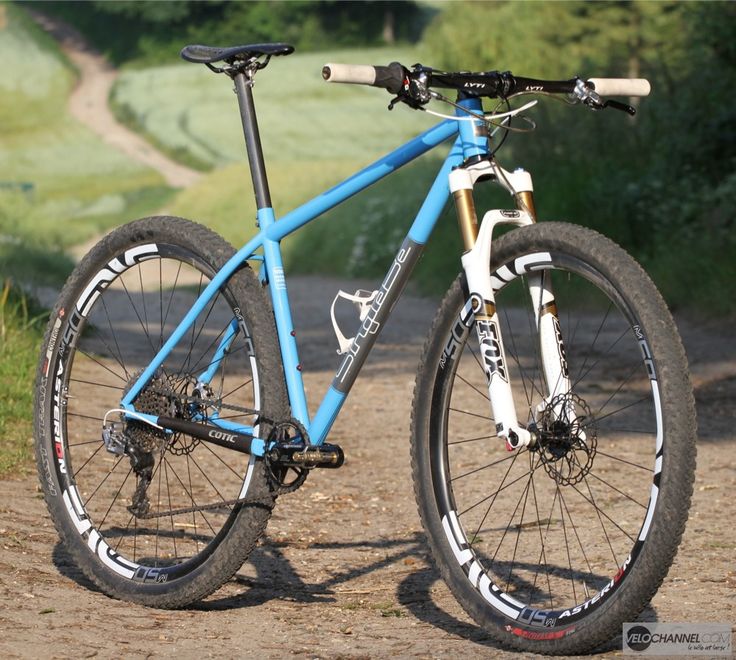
[267,441,345,469]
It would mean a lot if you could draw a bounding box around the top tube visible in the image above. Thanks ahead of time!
[264,118,459,243]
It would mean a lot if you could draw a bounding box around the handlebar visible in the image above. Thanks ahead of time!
[322,62,651,112]
[322,62,405,94]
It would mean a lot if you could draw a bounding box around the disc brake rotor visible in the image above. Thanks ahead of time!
[536,392,597,486]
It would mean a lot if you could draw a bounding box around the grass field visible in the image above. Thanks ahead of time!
[111,46,491,287]
[0,4,176,475]
[0,281,45,476]
[0,4,173,288]
[112,48,427,169]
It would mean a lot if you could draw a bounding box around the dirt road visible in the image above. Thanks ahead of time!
[27,10,201,189]
[1,276,734,659]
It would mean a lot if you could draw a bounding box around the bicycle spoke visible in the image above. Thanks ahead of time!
[571,302,613,387]
[448,406,494,422]
[466,450,524,544]
[457,465,534,516]
[197,438,247,481]
[528,452,554,609]
[587,470,648,509]
[504,459,534,593]
[162,458,178,561]
[455,371,490,402]
[221,377,254,400]
[595,395,652,425]
[76,347,128,384]
[452,451,521,486]
[119,275,158,359]
[557,485,577,603]
[161,260,183,334]
[447,433,495,446]
[74,440,108,477]
[162,454,218,536]
[595,449,652,472]
[96,462,133,531]
[70,377,124,391]
[594,360,644,419]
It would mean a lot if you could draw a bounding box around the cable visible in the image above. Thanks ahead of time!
[103,408,164,430]
[422,98,538,123]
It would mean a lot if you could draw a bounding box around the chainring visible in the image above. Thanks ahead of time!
[265,419,310,494]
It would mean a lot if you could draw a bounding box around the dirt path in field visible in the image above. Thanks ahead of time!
[1,275,734,659]
[27,10,201,189]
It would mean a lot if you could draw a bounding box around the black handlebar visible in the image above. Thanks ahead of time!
[322,62,644,116]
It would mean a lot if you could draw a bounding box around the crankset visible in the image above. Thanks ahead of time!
[264,419,344,494]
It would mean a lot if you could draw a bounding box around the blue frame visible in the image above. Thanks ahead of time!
[120,97,489,456]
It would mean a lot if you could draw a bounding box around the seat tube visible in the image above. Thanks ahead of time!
[259,209,310,427]
[233,71,309,426]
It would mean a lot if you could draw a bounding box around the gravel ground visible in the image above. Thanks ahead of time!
[1,276,733,659]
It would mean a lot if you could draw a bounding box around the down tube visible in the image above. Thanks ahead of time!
[308,138,465,445]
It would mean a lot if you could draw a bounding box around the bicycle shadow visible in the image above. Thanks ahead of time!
[51,531,661,655]
[196,533,425,610]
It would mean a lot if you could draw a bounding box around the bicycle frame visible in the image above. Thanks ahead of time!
[119,85,562,456]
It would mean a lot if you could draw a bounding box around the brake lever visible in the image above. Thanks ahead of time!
[583,97,636,116]
[388,65,432,111]
[602,99,636,116]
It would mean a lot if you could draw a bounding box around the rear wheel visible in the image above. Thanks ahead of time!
[34,216,288,607]
[411,223,696,654]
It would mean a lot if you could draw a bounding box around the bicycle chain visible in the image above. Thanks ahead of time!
[135,491,276,519]
[142,385,278,427]
[126,387,305,518]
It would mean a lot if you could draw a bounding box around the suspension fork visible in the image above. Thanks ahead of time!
[514,189,573,424]
[450,163,572,450]
[513,186,571,407]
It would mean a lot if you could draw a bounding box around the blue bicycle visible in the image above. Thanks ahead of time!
[35,43,696,654]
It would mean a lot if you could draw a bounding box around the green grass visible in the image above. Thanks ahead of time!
[0,4,179,474]
[0,4,174,282]
[113,45,476,290]
[165,152,510,295]
[0,281,46,477]
[111,47,427,169]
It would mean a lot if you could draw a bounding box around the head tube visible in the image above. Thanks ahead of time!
[456,96,489,160]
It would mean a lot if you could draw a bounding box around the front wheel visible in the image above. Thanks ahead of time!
[411,223,696,654]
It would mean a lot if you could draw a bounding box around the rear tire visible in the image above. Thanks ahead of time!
[411,223,696,654]
[34,216,288,607]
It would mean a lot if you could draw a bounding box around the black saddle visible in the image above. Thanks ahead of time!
[180,43,294,65]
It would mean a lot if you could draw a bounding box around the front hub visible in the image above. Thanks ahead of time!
[533,392,597,486]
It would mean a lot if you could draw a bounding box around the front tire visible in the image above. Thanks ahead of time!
[411,223,696,654]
